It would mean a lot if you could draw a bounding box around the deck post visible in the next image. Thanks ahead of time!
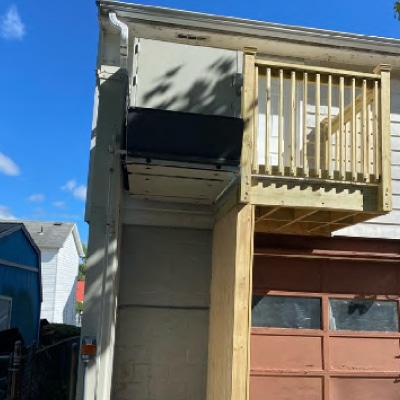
[206,204,254,400]
[373,64,392,212]
[240,47,257,203]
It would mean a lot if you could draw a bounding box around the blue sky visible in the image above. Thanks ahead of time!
[0,0,399,246]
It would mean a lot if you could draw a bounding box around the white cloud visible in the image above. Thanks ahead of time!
[61,179,86,201]
[0,6,25,40]
[61,179,76,191]
[28,193,45,203]
[53,201,65,208]
[0,152,20,176]
[73,185,87,201]
[0,205,16,220]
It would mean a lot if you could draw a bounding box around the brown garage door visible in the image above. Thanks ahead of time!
[250,256,400,400]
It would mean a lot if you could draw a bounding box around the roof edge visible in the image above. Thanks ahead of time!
[98,1,400,56]
[72,224,85,257]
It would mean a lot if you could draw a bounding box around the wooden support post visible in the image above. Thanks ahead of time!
[373,64,392,212]
[206,204,254,400]
[240,47,257,203]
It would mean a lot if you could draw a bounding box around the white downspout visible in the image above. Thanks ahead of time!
[109,12,129,69]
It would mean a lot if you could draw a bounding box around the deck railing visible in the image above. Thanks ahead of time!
[240,47,392,211]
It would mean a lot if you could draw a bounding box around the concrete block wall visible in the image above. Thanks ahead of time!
[112,225,212,400]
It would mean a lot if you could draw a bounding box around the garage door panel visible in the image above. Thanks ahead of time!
[253,256,322,292]
[330,377,400,400]
[251,334,323,371]
[250,376,323,400]
[324,262,398,294]
[330,337,400,372]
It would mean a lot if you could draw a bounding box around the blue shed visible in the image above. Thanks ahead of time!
[0,223,41,346]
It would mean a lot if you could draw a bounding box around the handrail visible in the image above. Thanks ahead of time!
[255,59,381,80]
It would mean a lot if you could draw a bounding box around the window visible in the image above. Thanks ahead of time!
[252,295,321,329]
[329,299,398,332]
[0,297,12,332]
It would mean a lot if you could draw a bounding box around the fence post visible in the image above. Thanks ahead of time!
[68,343,79,400]
[9,341,22,400]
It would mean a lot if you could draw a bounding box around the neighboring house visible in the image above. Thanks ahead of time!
[78,3,400,400]
[0,223,41,346]
[19,221,84,326]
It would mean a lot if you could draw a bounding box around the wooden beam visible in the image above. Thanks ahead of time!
[321,89,374,135]
[206,204,254,400]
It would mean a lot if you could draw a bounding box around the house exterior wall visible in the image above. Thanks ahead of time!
[0,229,41,345]
[40,249,58,322]
[54,232,79,325]
[112,224,212,400]
[335,77,400,239]
[133,39,242,117]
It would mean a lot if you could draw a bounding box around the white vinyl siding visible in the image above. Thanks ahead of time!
[54,233,79,325]
[40,250,58,321]
[335,77,400,239]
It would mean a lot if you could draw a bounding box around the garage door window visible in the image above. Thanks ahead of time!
[0,297,12,332]
[252,295,321,329]
[329,298,399,332]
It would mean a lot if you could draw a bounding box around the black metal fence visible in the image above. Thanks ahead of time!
[2,336,79,400]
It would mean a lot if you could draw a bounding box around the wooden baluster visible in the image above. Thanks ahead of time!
[351,78,357,180]
[303,72,308,176]
[373,80,380,180]
[327,75,332,177]
[315,73,321,177]
[339,76,345,179]
[362,79,367,181]
[253,65,259,173]
[240,46,257,203]
[265,67,271,174]
[291,71,296,175]
[366,99,371,183]
[278,68,284,175]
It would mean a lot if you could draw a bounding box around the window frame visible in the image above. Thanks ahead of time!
[252,290,400,337]
[0,295,12,332]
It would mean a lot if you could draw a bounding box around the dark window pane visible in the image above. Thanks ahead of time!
[252,295,321,329]
[0,298,11,331]
[329,299,399,332]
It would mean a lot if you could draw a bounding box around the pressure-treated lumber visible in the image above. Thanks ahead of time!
[206,204,254,400]
[240,47,257,203]
[374,64,392,212]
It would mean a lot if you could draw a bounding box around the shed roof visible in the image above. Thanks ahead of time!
[0,220,85,257]
[0,222,23,237]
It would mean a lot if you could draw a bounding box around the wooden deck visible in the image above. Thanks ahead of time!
[240,48,392,235]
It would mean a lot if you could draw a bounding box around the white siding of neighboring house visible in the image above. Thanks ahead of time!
[40,250,58,322]
[54,232,79,325]
[335,78,400,239]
